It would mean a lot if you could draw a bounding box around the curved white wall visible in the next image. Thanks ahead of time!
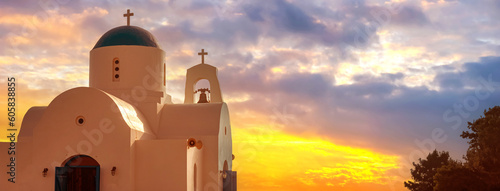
[90,46,166,101]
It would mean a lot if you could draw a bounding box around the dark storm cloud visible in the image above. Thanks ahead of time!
[434,72,465,90]
[434,56,500,90]
[463,56,500,80]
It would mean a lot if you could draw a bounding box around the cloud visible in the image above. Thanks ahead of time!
[153,0,409,55]
[270,0,325,34]
[153,15,261,51]
[243,4,264,22]
[463,56,500,80]
[434,56,500,90]
[216,55,500,160]
[353,72,404,83]
[434,72,465,90]
[390,5,429,26]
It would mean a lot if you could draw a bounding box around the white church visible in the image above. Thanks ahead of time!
[1,9,236,191]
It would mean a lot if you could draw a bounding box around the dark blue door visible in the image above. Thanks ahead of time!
[55,166,100,191]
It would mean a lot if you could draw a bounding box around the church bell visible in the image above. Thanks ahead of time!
[198,92,209,103]
[195,88,210,103]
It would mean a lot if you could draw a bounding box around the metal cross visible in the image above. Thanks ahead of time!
[123,9,134,26]
[198,49,208,64]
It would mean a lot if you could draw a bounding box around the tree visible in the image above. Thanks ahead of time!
[407,106,500,190]
[434,160,485,191]
[461,106,500,189]
[404,150,451,191]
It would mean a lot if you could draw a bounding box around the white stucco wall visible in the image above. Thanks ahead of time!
[158,103,233,191]
[90,45,168,135]
[15,87,153,191]
[89,46,166,100]
[134,138,204,191]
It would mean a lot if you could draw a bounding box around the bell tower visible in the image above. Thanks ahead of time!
[184,49,223,104]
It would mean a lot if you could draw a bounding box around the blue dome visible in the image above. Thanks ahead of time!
[93,26,160,49]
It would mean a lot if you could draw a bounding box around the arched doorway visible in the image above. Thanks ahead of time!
[55,155,100,191]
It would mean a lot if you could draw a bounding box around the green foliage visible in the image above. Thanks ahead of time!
[461,106,500,172]
[460,106,500,189]
[434,160,485,191]
[404,150,450,191]
[406,107,500,191]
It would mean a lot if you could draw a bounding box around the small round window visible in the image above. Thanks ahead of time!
[76,116,85,126]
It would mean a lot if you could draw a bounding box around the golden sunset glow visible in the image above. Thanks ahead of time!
[233,126,401,190]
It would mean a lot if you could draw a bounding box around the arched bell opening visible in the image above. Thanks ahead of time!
[194,79,211,103]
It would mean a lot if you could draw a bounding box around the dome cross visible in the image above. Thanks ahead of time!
[123,9,134,26]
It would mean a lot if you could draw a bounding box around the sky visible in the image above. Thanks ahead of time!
[1,0,500,190]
